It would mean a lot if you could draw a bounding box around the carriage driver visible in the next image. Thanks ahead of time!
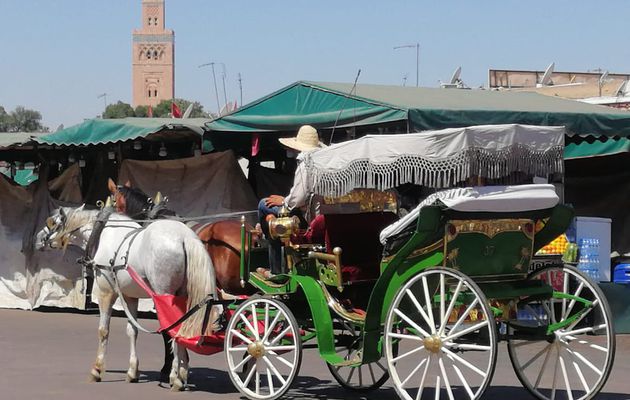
[257,125,327,278]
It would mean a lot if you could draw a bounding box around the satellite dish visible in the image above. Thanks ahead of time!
[538,62,555,87]
[615,80,629,97]
[450,66,462,84]
[182,104,194,119]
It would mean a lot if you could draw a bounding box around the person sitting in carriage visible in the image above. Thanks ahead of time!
[257,125,327,278]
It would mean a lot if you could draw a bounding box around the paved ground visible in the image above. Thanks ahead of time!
[0,308,628,400]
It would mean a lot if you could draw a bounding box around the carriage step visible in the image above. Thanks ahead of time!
[327,355,362,368]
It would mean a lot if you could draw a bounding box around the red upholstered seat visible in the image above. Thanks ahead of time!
[322,212,399,282]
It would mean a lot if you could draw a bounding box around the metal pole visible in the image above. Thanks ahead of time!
[238,73,243,107]
[416,43,420,87]
[198,62,221,115]
[220,63,228,110]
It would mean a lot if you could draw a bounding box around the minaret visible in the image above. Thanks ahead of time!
[132,0,174,107]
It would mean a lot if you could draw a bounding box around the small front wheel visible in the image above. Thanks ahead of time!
[384,267,497,400]
[225,297,302,400]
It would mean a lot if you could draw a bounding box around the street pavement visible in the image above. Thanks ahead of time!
[0,308,628,400]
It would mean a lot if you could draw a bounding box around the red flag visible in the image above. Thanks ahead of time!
[251,133,260,157]
[171,102,182,118]
[147,105,153,118]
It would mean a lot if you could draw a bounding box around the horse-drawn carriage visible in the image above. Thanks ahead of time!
[38,124,615,400]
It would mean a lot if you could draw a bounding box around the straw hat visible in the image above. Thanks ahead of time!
[278,125,326,152]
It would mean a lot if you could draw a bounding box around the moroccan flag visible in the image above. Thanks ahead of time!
[251,133,260,157]
[171,102,182,118]
[147,105,153,118]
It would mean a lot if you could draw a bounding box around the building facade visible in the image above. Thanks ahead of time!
[132,0,174,107]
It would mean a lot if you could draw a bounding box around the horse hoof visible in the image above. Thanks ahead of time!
[170,379,185,392]
[126,374,139,383]
[88,369,101,383]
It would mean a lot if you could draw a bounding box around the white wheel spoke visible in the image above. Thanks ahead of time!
[439,357,455,400]
[566,300,599,331]
[562,272,569,319]
[394,308,431,338]
[255,369,260,395]
[534,343,554,389]
[251,304,259,339]
[261,311,282,343]
[422,275,436,331]
[392,345,425,363]
[559,355,574,400]
[439,280,463,335]
[406,288,435,333]
[269,325,292,346]
[542,300,556,325]
[264,303,269,338]
[434,375,441,400]
[228,346,249,352]
[231,329,254,345]
[389,331,425,342]
[521,343,552,370]
[445,342,491,351]
[441,347,487,377]
[242,360,257,387]
[444,320,488,343]
[266,367,275,396]
[448,298,479,335]
[565,347,591,393]
[266,345,296,352]
[262,355,287,385]
[565,347,603,376]
[447,356,474,400]
[233,354,253,372]
[415,356,431,400]
[440,274,446,333]
[239,313,259,340]
[561,324,606,337]
[267,351,295,369]
[401,357,428,387]
[550,350,560,400]
[562,282,584,321]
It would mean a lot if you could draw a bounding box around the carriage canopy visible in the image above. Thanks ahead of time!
[294,124,565,199]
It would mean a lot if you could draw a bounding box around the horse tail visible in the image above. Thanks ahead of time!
[177,236,219,338]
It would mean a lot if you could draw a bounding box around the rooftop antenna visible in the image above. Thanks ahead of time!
[537,62,555,87]
[237,73,243,107]
[402,73,408,87]
[97,93,108,113]
[220,62,228,110]
[330,69,361,143]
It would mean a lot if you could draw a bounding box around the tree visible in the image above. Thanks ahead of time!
[134,105,149,118]
[5,106,47,132]
[152,98,209,118]
[0,106,9,132]
[103,101,135,119]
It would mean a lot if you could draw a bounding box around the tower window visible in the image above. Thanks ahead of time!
[146,50,152,59]
[154,17,158,26]
[154,90,158,97]
[147,17,152,26]
[153,50,158,59]
[148,90,151,98]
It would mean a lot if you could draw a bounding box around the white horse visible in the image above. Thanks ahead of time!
[35,206,218,390]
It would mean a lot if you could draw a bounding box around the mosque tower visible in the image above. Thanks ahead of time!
[132,0,174,107]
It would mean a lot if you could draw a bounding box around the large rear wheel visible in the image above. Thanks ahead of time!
[384,267,497,400]
[225,297,302,400]
[507,264,615,400]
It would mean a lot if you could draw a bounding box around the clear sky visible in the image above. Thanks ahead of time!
[1,0,629,130]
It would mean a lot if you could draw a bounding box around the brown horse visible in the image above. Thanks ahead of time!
[106,179,256,296]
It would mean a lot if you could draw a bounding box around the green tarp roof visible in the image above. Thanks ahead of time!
[37,117,213,146]
[206,81,630,137]
[565,137,630,159]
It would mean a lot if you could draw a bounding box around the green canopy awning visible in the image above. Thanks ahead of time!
[206,81,630,137]
[37,117,213,147]
[564,137,630,159]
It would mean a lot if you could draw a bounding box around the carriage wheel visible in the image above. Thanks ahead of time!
[326,319,390,392]
[225,297,302,400]
[507,264,615,400]
[385,267,497,400]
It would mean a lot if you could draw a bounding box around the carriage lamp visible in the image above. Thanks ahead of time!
[159,143,167,157]
[268,215,300,240]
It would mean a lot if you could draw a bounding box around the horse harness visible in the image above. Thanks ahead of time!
[77,208,229,338]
